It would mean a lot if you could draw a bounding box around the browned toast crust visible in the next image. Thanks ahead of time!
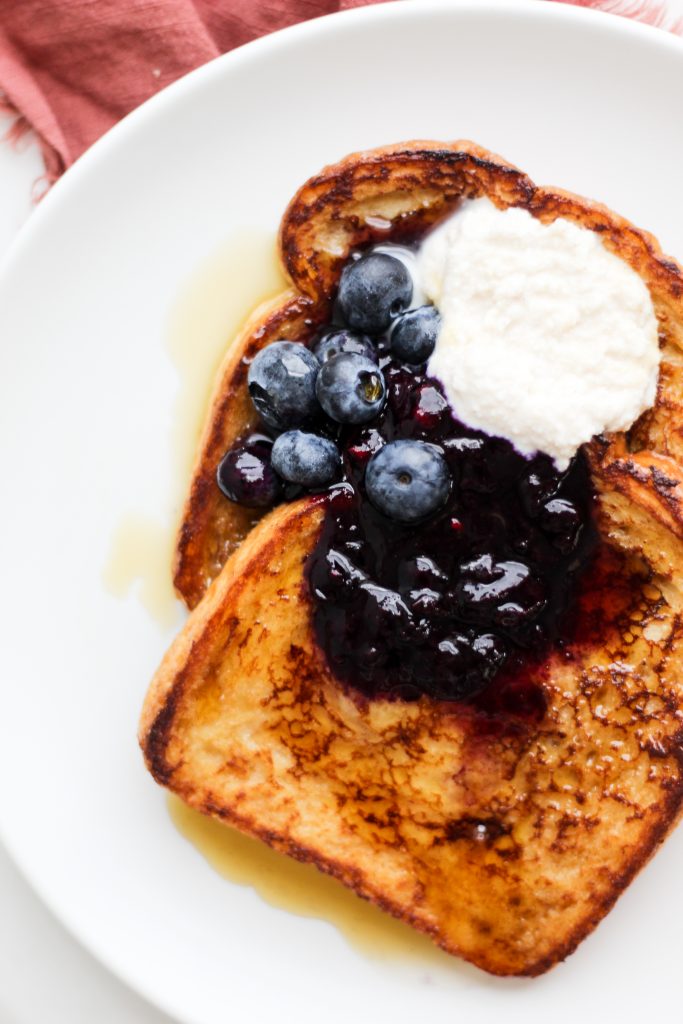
[144,141,683,975]
[280,141,533,299]
[173,293,327,608]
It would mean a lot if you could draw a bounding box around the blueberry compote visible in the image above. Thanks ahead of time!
[307,358,597,712]
[217,242,599,719]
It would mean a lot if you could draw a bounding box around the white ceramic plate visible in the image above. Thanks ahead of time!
[2,3,683,1022]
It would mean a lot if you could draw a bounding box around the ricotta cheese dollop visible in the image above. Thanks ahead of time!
[418,198,660,469]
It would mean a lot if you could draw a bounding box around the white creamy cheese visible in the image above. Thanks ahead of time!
[418,198,660,469]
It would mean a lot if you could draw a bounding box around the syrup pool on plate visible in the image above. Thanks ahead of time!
[166,230,286,486]
[169,796,456,965]
[102,514,180,628]
[102,230,286,627]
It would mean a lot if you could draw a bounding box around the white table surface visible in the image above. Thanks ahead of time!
[2,2,683,1019]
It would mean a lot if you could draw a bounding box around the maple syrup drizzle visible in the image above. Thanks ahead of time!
[103,231,286,626]
[168,796,454,965]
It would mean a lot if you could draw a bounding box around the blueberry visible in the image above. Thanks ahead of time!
[359,582,412,637]
[271,430,340,489]
[391,306,440,363]
[539,497,582,553]
[409,588,444,617]
[519,455,567,515]
[365,440,451,523]
[397,555,449,592]
[319,548,368,602]
[247,340,319,430]
[455,554,546,628]
[337,252,412,334]
[416,630,505,701]
[315,352,386,424]
[472,632,508,669]
[216,437,281,508]
[540,498,580,532]
[383,360,418,418]
[314,328,377,364]
[428,634,487,700]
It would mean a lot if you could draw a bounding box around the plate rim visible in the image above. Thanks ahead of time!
[1,1,683,1020]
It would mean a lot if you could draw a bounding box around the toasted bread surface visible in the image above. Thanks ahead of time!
[142,495,683,976]
[144,141,683,976]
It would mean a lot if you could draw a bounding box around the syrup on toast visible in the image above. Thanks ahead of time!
[142,142,683,975]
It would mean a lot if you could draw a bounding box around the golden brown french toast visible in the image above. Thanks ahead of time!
[142,141,683,975]
[142,494,683,976]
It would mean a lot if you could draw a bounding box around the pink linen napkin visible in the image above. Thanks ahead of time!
[0,0,389,184]
[0,0,679,188]
[559,0,681,29]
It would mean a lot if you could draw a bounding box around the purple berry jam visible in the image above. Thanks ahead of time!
[306,358,598,708]
[217,237,601,716]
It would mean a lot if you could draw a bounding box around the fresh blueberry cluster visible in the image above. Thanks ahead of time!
[217,248,444,518]
[216,245,597,707]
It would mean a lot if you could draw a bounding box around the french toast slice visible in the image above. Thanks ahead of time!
[142,142,683,975]
[174,140,683,609]
[173,292,327,608]
[141,489,683,976]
